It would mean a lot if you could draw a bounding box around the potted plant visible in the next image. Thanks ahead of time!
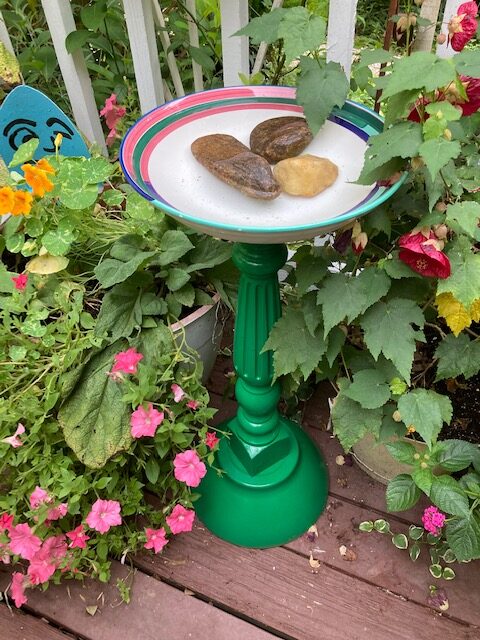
[0,140,232,607]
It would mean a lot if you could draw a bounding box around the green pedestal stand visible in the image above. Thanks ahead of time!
[195,243,328,548]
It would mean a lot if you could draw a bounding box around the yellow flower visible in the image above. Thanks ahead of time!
[21,163,54,197]
[36,158,55,174]
[11,190,33,216]
[0,186,15,214]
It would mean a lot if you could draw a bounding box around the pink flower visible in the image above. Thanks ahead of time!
[106,127,118,147]
[111,347,143,376]
[66,524,90,549]
[0,513,14,532]
[166,504,195,534]
[85,499,122,534]
[173,450,207,488]
[10,572,29,608]
[352,232,368,255]
[42,535,68,561]
[171,383,185,403]
[29,486,50,510]
[422,506,446,536]
[11,273,28,291]
[447,2,478,51]
[205,431,220,450]
[144,527,168,553]
[186,399,200,410]
[47,503,68,521]
[398,231,451,278]
[100,93,126,130]
[130,403,164,438]
[1,422,25,448]
[27,536,67,585]
[8,523,42,560]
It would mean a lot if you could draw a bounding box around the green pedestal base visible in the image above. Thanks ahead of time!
[196,416,328,548]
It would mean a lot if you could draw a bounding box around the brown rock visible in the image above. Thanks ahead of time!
[191,134,280,200]
[250,116,313,164]
[273,154,338,197]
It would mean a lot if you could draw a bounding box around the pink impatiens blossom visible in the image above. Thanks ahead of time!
[47,503,68,522]
[100,94,126,131]
[130,403,164,438]
[0,513,14,532]
[10,572,29,608]
[86,499,122,534]
[1,422,25,448]
[186,399,200,410]
[29,486,50,510]
[66,524,90,549]
[173,450,207,488]
[171,383,186,403]
[166,505,195,534]
[111,347,143,376]
[205,431,220,450]
[11,273,28,291]
[144,527,168,554]
[422,506,446,536]
[8,523,42,560]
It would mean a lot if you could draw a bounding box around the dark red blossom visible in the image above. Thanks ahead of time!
[447,2,478,51]
[398,231,451,279]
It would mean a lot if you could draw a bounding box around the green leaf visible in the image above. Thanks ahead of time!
[357,48,394,69]
[374,519,390,533]
[429,564,442,579]
[386,474,421,512]
[263,307,327,380]
[80,157,113,184]
[296,58,349,135]
[425,101,462,122]
[331,384,383,451]
[392,533,408,549]
[277,7,326,63]
[94,252,156,288]
[435,439,479,472]
[6,232,24,253]
[189,45,215,71]
[58,342,132,468]
[145,458,160,485]
[157,230,194,266]
[385,440,417,465]
[442,567,456,580]
[446,513,480,562]
[80,3,107,30]
[103,189,124,207]
[65,29,92,54]
[430,475,470,517]
[437,237,480,308]
[397,389,452,447]
[233,8,286,43]
[9,138,39,167]
[140,292,167,316]
[382,52,456,99]
[383,253,422,279]
[325,326,346,367]
[317,268,391,337]
[184,236,232,272]
[295,253,329,294]
[41,227,76,256]
[409,525,424,541]
[94,279,145,341]
[358,121,423,183]
[361,298,424,383]
[418,138,461,181]
[445,201,480,241]
[125,192,155,220]
[343,369,391,409]
[453,49,480,78]
[59,183,98,210]
[410,543,421,561]
[384,89,420,127]
[359,521,374,532]
[166,268,190,292]
[172,283,195,307]
[411,467,434,495]
[9,345,27,360]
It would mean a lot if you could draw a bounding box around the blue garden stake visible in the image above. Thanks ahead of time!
[0,85,90,166]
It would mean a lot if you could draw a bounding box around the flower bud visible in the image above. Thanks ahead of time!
[352,220,362,239]
[392,410,402,422]
[411,157,424,170]
[433,223,448,239]
[443,128,452,140]
[437,33,447,45]
[420,461,428,469]
[413,453,421,460]
[434,202,447,213]
[352,231,368,254]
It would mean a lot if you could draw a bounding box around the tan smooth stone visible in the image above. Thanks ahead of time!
[273,154,338,197]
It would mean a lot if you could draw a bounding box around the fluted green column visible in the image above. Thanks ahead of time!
[196,243,328,548]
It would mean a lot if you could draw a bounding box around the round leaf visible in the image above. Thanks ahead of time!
[429,564,443,579]
[359,521,374,532]
[392,533,408,549]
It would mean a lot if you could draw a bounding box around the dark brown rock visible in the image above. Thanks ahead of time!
[250,116,313,164]
[191,134,280,200]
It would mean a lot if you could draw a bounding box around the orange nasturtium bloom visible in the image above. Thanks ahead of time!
[11,190,33,216]
[21,163,54,197]
[36,158,55,174]
[0,186,15,214]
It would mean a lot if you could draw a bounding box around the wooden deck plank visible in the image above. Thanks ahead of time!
[0,604,74,640]
[133,524,478,640]
[0,564,276,640]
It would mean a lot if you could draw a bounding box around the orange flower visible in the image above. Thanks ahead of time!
[11,190,33,216]
[36,158,55,174]
[21,163,54,197]
[0,186,15,214]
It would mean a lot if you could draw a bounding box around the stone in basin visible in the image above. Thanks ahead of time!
[250,116,313,164]
[273,154,339,197]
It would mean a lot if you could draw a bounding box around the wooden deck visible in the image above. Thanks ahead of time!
[1,346,479,640]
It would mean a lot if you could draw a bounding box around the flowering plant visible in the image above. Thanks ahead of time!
[264,18,480,565]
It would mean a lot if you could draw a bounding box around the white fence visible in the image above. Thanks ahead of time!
[0,0,460,153]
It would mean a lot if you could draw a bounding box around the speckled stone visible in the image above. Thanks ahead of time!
[250,116,313,164]
[191,134,280,200]
[273,154,338,197]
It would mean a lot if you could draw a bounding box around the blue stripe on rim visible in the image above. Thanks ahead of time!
[119,89,407,234]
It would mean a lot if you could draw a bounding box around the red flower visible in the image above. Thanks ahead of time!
[458,76,480,116]
[447,2,478,51]
[11,273,28,291]
[398,231,451,278]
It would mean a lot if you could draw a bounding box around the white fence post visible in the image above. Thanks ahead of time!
[123,0,165,112]
[152,0,185,97]
[40,0,106,153]
[437,0,463,57]
[0,10,15,55]
[326,0,359,78]
[186,0,204,92]
[219,0,250,86]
